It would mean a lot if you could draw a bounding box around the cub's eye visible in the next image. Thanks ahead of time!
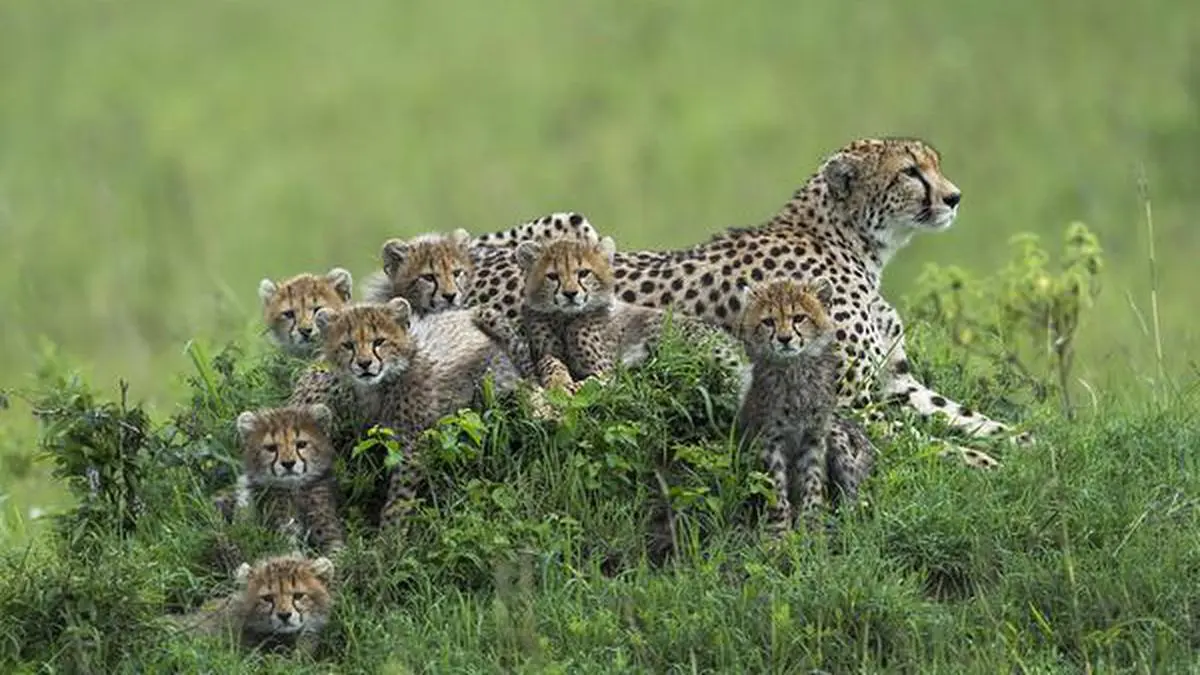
[341,341,354,352]
[295,440,308,450]
[372,337,386,348]
[262,443,279,454]
[761,318,775,328]
[792,315,809,325]
[282,310,296,320]
[420,274,436,283]
[545,272,560,282]
[453,269,465,278]
[902,166,922,178]
[577,269,592,280]
[260,594,275,604]
[311,305,322,315]
[293,592,307,601]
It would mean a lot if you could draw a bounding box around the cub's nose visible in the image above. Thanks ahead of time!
[297,326,314,339]
[561,290,579,302]
[943,192,962,208]
[356,359,373,372]
[279,460,296,471]
[276,611,292,623]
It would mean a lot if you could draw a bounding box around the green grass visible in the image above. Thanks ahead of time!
[1,329,1198,673]
[2,0,1200,671]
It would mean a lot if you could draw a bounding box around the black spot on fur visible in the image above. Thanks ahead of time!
[569,213,583,225]
[621,290,637,303]
[700,272,714,286]
[930,396,947,407]
[640,281,656,294]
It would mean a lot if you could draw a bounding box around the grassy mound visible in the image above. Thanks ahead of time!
[1,327,1198,673]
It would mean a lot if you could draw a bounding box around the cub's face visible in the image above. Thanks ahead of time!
[739,279,835,360]
[259,269,354,355]
[380,229,475,315]
[516,236,617,315]
[822,138,963,237]
[236,405,335,487]
[237,554,334,635]
[315,299,415,387]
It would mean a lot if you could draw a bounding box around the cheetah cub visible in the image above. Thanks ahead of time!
[737,278,875,536]
[307,299,521,528]
[168,553,335,654]
[259,268,354,356]
[233,404,345,554]
[495,235,746,392]
[363,229,475,314]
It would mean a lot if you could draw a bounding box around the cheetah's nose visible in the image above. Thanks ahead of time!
[561,290,579,302]
[777,334,793,345]
[277,611,293,623]
[356,359,374,372]
[442,292,458,303]
[943,192,962,208]
[297,326,314,339]
[280,460,296,471]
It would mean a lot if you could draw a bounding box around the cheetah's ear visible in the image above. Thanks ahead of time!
[314,307,338,335]
[598,236,617,264]
[325,267,354,302]
[515,241,542,271]
[808,277,834,307]
[234,562,252,584]
[307,403,333,433]
[822,152,863,201]
[309,556,335,582]
[385,297,413,328]
[235,411,259,440]
[450,228,473,249]
[381,239,409,278]
[257,279,278,305]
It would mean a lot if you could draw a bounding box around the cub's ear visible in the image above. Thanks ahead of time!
[381,239,409,278]
[807,277,834,307]
[821,151,864,201]
[310,556,335,582]
[598,236,617,264]
[314,307,338,335]
[234,562,252,584]
[325,268,353,302]
[385,297,413,328]
[307,403,333,433]
[515,241,542,271]
[235,411,259,440]
[257,279,278,305]
[450,228,473,249]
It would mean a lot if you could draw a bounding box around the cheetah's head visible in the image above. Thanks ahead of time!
[259,269,354,356]
[314,299,415,388]
[380,229,475,315]
[236,553,335,636]
[236,404,335,487]
[516,236,617,315]
[738,278,835,360]
[820,138,962,262]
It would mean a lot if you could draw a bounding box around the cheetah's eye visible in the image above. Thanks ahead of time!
[293,592,306,602]
[341,341,355,352]
[792,315,808,325]
[295,440,308,450]
[263,443,279,454]
[260,594,275,604]
[902,166,922,179]
[372,337,386,348]
[761,318,775,328]
[420,274,436,283]
[545,272,560,282]
[453,269,465,278]
[577,269,591,281]
[310,306,322,315]
[282,310,296,320]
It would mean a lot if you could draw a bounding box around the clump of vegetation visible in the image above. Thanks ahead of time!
[3,229,1199,673]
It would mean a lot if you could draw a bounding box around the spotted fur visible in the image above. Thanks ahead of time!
[258,268,354,356]
[506,235,746,393]
[234,405,345,553]
[737,278,874,534]
[473,211,598,249]
[363,229,475,314]
[168,553,335,654]
[469,138,1022,463]
[303,299,521,529]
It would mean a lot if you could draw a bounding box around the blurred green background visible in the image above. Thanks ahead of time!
[1,1,1198,520]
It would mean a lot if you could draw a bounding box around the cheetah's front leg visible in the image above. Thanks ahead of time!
[759,437,793,537]
[793,429,829,530]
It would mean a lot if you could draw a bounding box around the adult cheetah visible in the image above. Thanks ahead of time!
[469,138,1022,447]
